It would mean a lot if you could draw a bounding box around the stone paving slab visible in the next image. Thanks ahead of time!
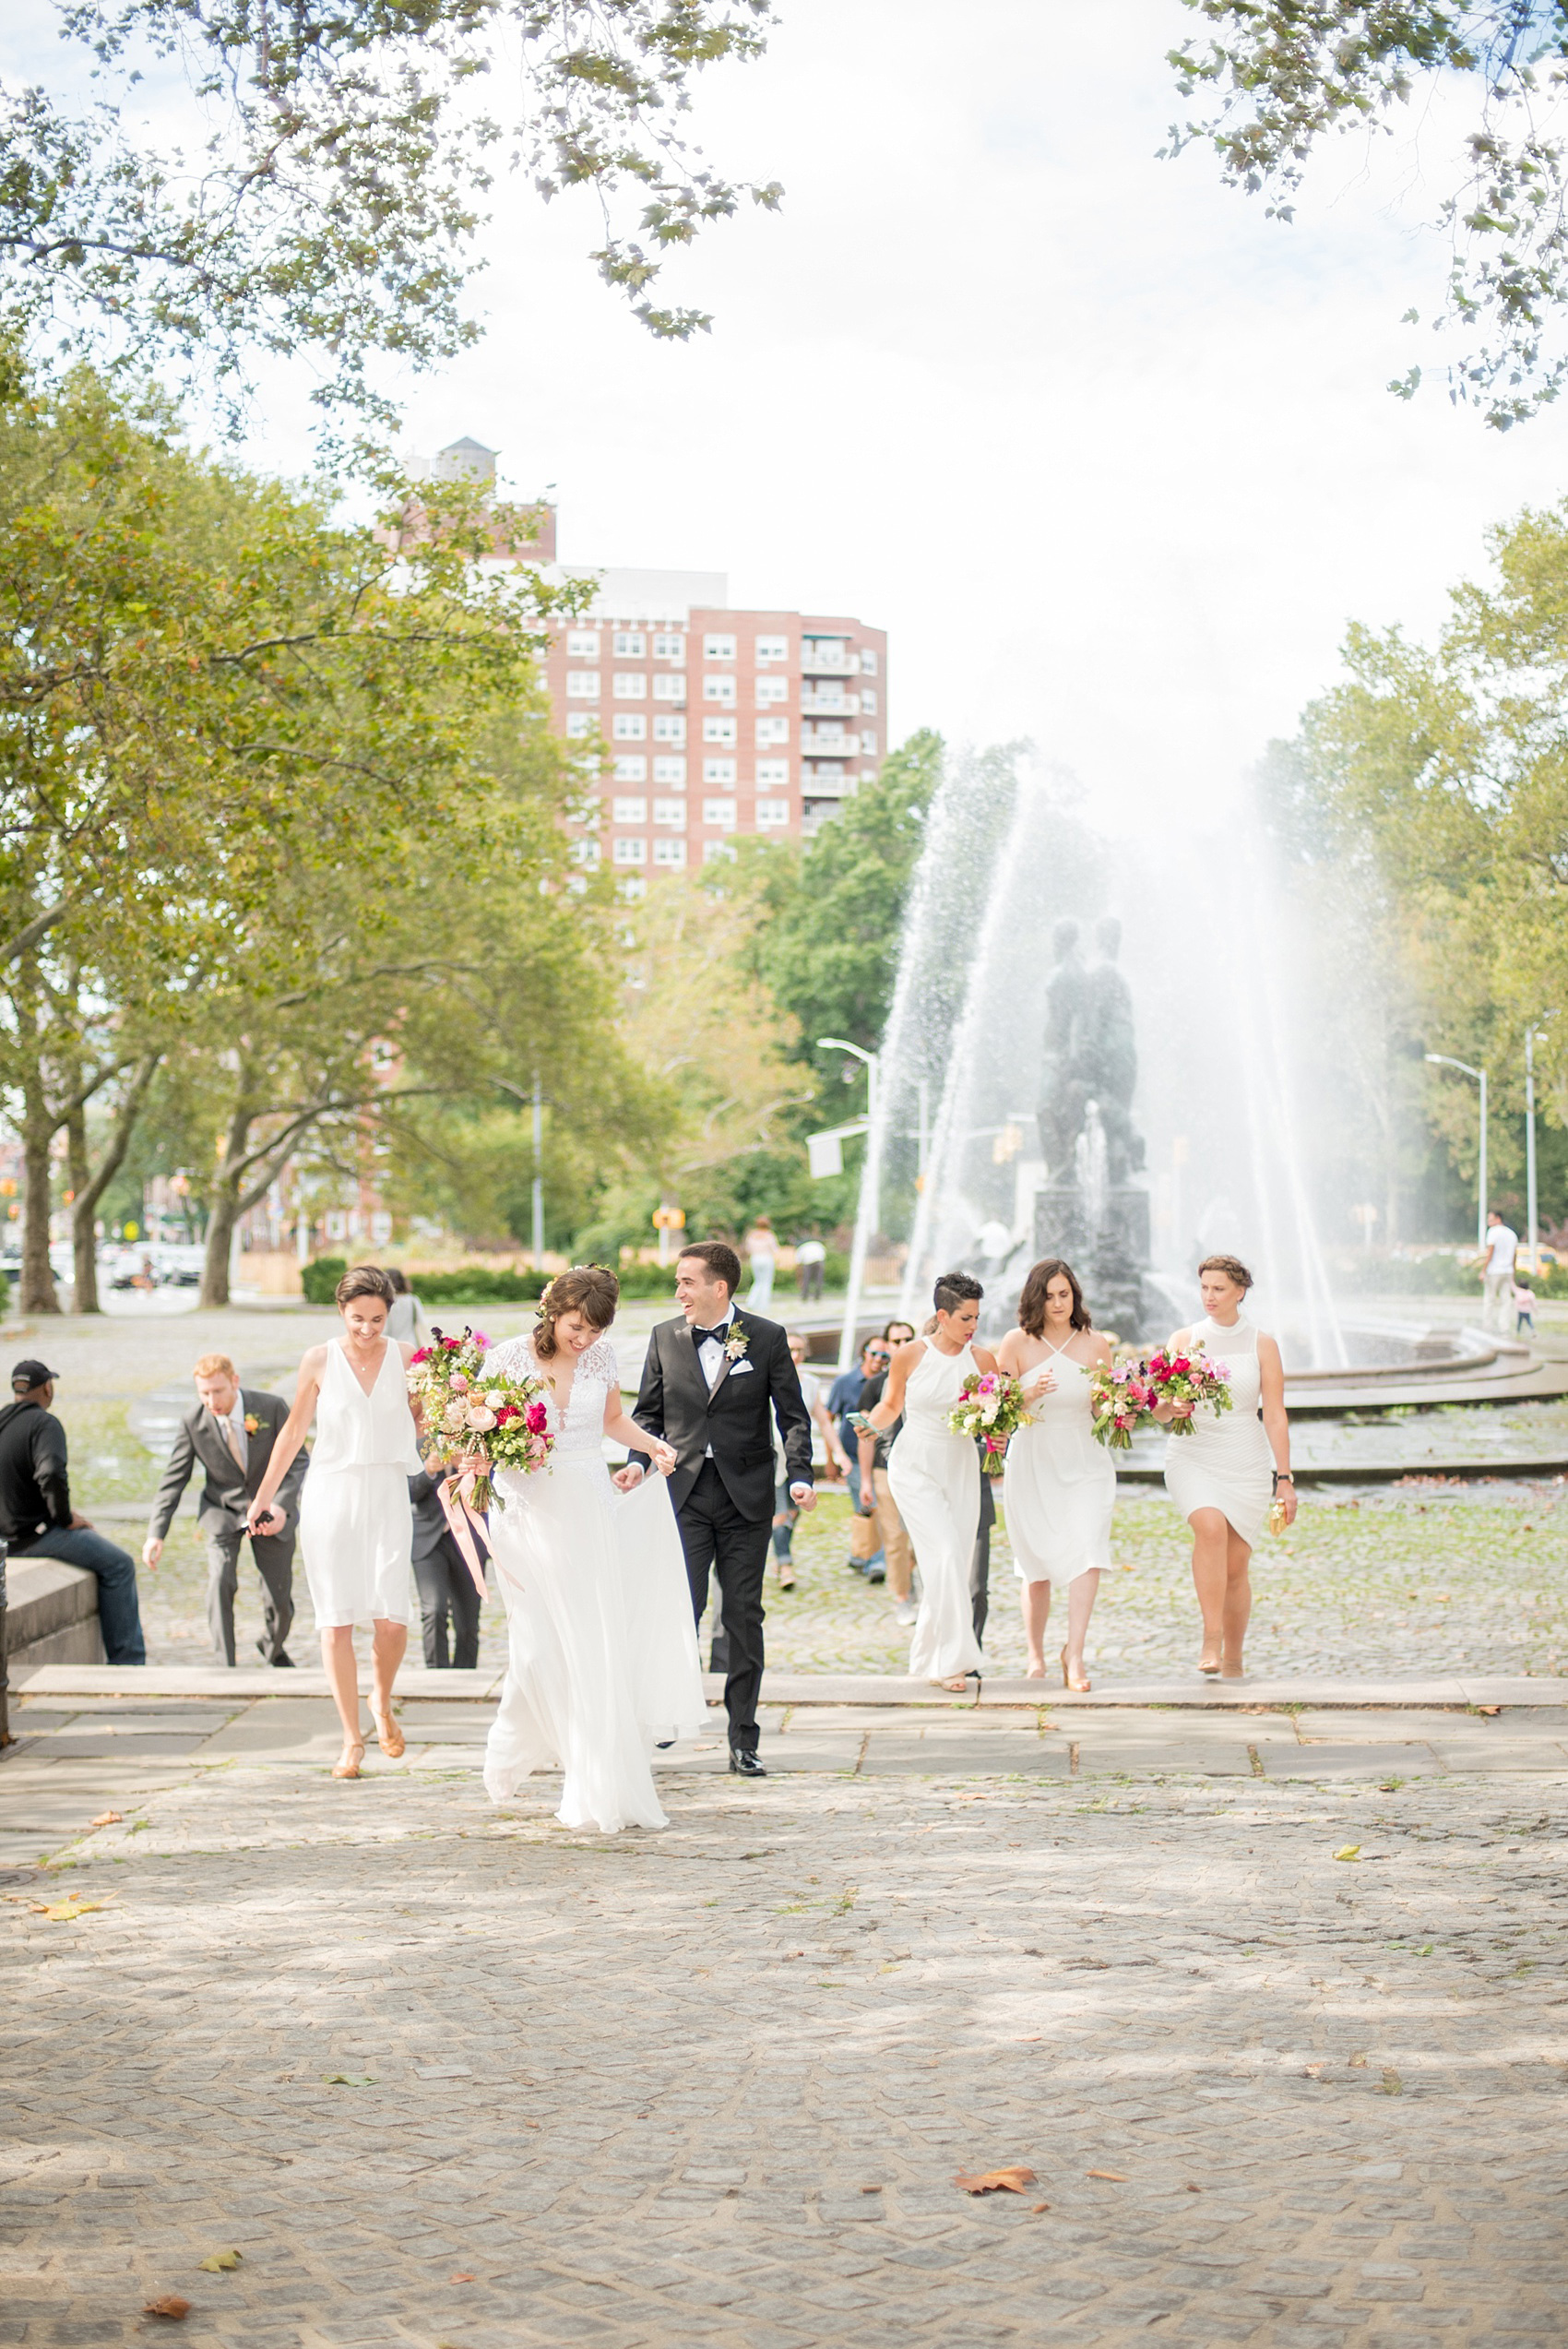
[3,1758,1566,2348]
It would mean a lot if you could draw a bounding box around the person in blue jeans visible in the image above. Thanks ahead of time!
[0,1358,146,1664]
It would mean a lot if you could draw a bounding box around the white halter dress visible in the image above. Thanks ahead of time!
[1161,1316,1275,1547]
[1004,1340,1115,1586]
[299,1338,420,1628]
[886,1340,984,1682]
[481,1334,707,1833]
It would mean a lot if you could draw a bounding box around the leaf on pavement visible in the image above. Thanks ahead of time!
[449,2271,476,2282]
[197,2250,243,2272]
[953,2165,1037,2194]
[1087,2169,1128,2182]
[1031,2200,1051,2212]
[322,2072,377,2087]
[1378,2068,1403,2094]
[143,2295,191,2319]
[89,1811,124,1828]
[30,1897,111,1921]
[1334,1846,1361,1862]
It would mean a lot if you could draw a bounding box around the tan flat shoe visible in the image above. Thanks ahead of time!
[1060,1646,1091,1694]
[374,1711,405,1759]
[332,1741,366,1781]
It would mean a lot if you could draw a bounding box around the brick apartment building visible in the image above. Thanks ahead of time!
[420,439,887,889]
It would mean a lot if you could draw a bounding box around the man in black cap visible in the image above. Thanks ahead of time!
[0,1360,146,1665]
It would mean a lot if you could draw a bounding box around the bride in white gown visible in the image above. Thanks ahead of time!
[481,1266,707,1832]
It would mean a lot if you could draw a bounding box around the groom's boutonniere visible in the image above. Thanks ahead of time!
[724,1322,750,1363]
[243,1413,260,1436]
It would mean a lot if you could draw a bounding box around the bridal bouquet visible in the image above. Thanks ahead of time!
[1088,1356,1157,1450]
[947,1368,1031,1475]
[1143,1343,1232,1436]
[407,1327,552,1511]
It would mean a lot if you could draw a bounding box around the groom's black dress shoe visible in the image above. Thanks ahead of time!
[729,1749,767,1778]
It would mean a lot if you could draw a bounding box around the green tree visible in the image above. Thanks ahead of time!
[3,0,780,437]
[1167,3,1568,425]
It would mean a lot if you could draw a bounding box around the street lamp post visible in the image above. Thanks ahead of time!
[1524,1016,1559,1277]
[1424,1054,1488,1251]
[817,1036,881,1372]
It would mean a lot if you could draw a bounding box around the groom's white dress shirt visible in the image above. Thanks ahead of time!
[688,1305,811,1502]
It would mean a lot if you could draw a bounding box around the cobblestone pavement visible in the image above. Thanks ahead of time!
[4,1720,1568,2348]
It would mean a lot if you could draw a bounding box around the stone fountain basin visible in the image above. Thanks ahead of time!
[1279,1321,1510,1386]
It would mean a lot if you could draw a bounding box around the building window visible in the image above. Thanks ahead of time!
[861,732,878,757]
[755,675,788,708]
[652,674,686,703]
[565,711,595,739]
[755,634,789,665]
[618,874,647,900]
[653,838,687,868]
[653,796,687,827]
[703,632,737,662]
[703,839,737,864]
[860,647,878,675]
[612,713,647,741]
[613,761,647,787]
[702,796,738,829]
[702,716,737,745]
[703,674,736,706]
[756,716,789,746]
[653,712,686,743]
[569,838,601,867]
[613,630,647,657]
[652,631,685,662]
[612,794,647,822]
[652,755,687,785]
[756,758,790,787]
[566,630,600,658]
[612,835,647,865]
[860,688,878,716]
[702,758,737,785]
[566,671,600,699]
[756,798,790,829]
[613,672,647,699]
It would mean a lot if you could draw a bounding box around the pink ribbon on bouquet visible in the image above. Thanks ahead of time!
[436,1469,491,1599]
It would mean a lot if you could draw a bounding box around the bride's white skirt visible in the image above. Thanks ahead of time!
[483,1461,707,1832]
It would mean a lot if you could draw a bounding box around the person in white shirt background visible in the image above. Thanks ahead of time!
[1482,1210,1518,1332]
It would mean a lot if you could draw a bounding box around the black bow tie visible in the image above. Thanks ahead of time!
[692,1323,729,1346]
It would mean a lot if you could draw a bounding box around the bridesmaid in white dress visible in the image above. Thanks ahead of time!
[866,1271,995,1691]
[481,1265,707,1834]
[249,1264,422,1780]
[1157,1253,1297,1679]
[995,1258,1115,1690]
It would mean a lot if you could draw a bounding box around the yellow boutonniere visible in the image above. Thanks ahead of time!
[243,1414,260,1436]
[724,1323,749,1363]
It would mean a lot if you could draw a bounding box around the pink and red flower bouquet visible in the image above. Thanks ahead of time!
[946,1368,1031,1475]
[1088,1357,1157,1449]
[406,1326,552,1511]
[1142,1343,1232,1437]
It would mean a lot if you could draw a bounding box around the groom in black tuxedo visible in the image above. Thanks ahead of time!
[630,1240,814,1776]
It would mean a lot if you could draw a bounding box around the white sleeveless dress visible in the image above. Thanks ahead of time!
[887,1340,985,1682]
[1005,1341,1115,1586]
[299,1339,420,1628]
[481,1335,707,1833]
[1161,1315,1275,1547]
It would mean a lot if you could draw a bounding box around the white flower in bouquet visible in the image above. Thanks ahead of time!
[464,1404,497,1431]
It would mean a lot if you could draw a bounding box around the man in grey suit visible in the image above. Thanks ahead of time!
[143,1352,306,1666]
[409,1460,484,1668]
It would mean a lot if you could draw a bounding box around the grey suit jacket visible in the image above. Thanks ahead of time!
[148,1389,306,1544]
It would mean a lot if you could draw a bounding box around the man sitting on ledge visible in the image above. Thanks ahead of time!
[0,1358,146,1665]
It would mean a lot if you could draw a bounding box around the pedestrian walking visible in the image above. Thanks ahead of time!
[853,1353,918,1626]
[384,1267,433,1348]
[0,1359,145,1664]
[1482,1210,1518,1332]
[1513,1278,1537,1336]
[794,1231,826,1304]
[143,1352,306,1667]
[743,1216,778,1312]
[772,1331,836,1591]
[828,1337,890,1579]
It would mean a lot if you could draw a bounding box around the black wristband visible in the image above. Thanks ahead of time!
[1272,1471,1294,1488]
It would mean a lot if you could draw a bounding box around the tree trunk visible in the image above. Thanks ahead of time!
[65,1103,97,1313]
[201,1180,240,1307]
[18,1083,60,1314]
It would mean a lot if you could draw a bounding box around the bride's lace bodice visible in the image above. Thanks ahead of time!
[481,1334,620,1464]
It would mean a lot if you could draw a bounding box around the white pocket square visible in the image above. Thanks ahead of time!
[728,1360,754,1376]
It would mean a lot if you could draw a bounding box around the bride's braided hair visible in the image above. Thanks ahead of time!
[533,1264,620,1360]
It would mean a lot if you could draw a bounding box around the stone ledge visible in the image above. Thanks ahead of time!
[5,1557,103,1674]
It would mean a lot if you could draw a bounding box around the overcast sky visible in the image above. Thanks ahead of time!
[16,0,1568,813]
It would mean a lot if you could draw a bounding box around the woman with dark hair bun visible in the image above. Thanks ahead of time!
[995,1258,1114,1688]
[1157,1255,1296,1680]
[864,1270,996,1690]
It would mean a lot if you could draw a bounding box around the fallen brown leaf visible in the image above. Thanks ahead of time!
[1087,2169,1127,2182]
[449,2271,476,2283]
[859,2186,882,2196]
[1185,2183,1202,2193]
[143,2295,190,2320]
[953,2165,1037,2195]
[1031,2201,1051,2212]
[196,2250,242,2272]
[1475,1703,1501,1717]
[89,1811,123,1829]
